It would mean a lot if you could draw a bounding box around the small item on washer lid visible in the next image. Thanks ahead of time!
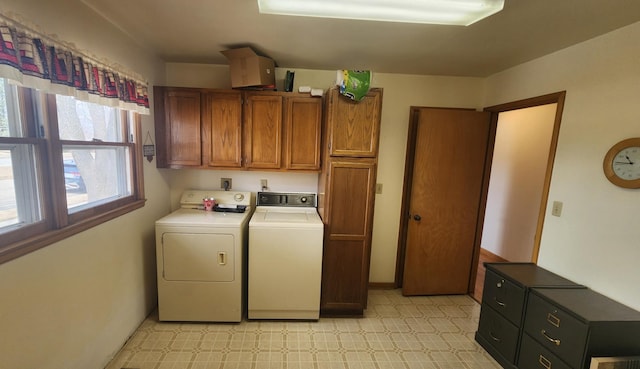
[203,197,215,211]
[217,204,237,209]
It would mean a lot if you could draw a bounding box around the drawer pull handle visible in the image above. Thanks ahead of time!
[541,329,561,346]
[547,312,561,327]
[489,332,501,342]
[494,297,506,307]
[539,354,552,369]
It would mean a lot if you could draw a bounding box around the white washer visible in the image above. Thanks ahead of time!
[248,192,324,320]
[155,190,253,322]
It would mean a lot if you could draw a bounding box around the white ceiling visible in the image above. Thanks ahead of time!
[81,0,640,77]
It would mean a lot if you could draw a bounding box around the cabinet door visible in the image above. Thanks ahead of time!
[321,159,376,315]
[284,96,322,170]
[156,88,202,167]
[327,88,382,157]
[202,91,243,168]
[244,93,283,169]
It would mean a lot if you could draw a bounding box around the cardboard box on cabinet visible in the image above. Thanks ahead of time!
[221,47,275,88]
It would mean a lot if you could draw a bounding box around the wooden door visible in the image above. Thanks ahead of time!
[284,96,322,170]
[321,159,376,314]
[202,91,243,168]
[327,88,382,157]
[402,108,491,296]
[244,93,283,169]
[156,87,202,167]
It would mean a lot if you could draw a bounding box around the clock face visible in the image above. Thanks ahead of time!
[612,146,640,180]
[603,138,640,188]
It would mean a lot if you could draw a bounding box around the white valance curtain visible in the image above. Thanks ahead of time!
[0,13,150,114]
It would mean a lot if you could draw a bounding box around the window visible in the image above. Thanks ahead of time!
[0,78,145,263]
[0,80,45,232]
[55,96,133,215]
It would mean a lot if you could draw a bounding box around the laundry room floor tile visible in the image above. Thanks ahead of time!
[105,289,501,369]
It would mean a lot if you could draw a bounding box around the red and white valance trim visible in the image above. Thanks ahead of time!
[0,14,150,114]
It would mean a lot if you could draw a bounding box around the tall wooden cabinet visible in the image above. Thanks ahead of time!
[318,87,383,316]
[154,86,322,172]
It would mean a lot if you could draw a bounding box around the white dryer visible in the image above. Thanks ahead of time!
[248,192,324,320]
[155,190,252,322]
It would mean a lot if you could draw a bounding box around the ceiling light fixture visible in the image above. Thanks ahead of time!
[257,0,504,26]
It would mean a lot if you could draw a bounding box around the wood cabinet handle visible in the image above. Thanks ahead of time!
[541,329,561,346]
[494,297,506,307]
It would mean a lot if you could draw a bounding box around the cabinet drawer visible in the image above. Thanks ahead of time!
[478,304,520,363]
[524,292,588,368]
[483,269,526,326]
[518,333,572,369]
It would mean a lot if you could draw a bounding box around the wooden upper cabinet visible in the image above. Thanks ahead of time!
[284,96,322,170]
[155,87,202,167]
[244,93,283,169]
[327,88,382,158]
[154,87,323,171]
[202,91,243,168]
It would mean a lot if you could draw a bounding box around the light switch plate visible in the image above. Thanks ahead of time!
[551,201,563,217]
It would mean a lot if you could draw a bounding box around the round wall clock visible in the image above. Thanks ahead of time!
[603,137,640,188]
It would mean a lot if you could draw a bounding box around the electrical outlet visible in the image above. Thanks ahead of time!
[221,178,232,190]
[376,183,383,194]
[551,201,563,217]
[260,179,268,190]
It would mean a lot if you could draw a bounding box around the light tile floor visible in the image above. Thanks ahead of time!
[105,289,500,369]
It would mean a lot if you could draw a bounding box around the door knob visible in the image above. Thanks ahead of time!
[413,214,422,221]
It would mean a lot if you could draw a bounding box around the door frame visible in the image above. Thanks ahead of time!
[394,92,566,291]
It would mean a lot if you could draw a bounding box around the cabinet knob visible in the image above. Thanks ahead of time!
[413,214,422,221]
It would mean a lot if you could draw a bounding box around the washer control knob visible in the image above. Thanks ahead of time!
[300,196,308,203]
[234,193,245,202]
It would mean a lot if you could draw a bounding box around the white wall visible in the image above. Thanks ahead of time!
[0,1,169,369]
[481,104,556,261]
[163,63,486,283]
[484,22,640,311]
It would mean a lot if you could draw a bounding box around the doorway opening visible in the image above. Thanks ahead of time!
[394,92,566,301]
